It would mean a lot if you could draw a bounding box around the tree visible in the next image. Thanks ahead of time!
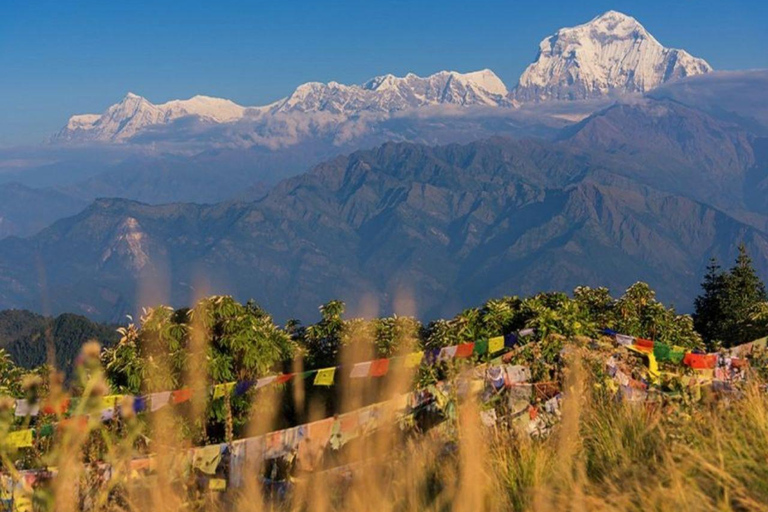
[301,300,347,369]
[693,258,728,344]
[722,244,767,345]
[694,245,767,347]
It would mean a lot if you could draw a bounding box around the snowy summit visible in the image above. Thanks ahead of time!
[53,70,511,143]
[52,11,714,144]
[512,10,713,102]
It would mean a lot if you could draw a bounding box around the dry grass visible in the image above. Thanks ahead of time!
[2,340,768,512]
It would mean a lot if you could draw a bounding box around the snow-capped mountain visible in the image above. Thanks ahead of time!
[51,11,715,145]
[267,69,511,115]
[512,10,712,102]
[53,70,512,143]
[54,93,250,142]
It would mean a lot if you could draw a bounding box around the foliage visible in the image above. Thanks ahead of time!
[695,244,768,348]
[0,310,118,376]
[102,297,294,395]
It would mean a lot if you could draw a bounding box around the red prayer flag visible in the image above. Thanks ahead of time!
[683,353,717,369]
[274,373,293,384]
[171,388,192,404]
[42,397,71,415]
[370,359,390,377]
[635,338,654,351]
[455,343,475,358]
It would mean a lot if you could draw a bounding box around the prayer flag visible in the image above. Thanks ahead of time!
[193,444,223,475]
[14,400,39,418]
[208,478,226,491]
[254,376,276,390]
[265,430,286,459]
[274,374,293,385]
[212,382,235,400]
[455,343,475,358]
[370,359,390,377]
[488,336,504,354]
[683,353,717,369]
[171,388,192,404]
[438,345,458,361]
[615,334,634,346]
[404,351,424,368]
[6,429,33,448]
[340,411,359,436]
[132,396,147,413]
[234,380,255,395]
[101,395,123,411]
[38,424,54,438]
[653,342,671,361]
[505,365,531,384]
[150,391,171,412]
[349,361,372,378]
[504,333,519,347]
[41,397,70,415]
[473,339,488,355]
[480,409,497,427]
[425,348,441,365]
[518,328,535,337]
[308,418,334,446]
[314,368,336,386]
[635,338,654,352]
[669,348,685,364]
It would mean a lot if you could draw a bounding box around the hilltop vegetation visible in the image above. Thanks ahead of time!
[0,310,118,374]
[0,248,766,510]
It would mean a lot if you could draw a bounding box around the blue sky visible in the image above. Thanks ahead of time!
[1,0,766,146]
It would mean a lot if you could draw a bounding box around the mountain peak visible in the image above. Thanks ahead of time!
[513,11,712,102]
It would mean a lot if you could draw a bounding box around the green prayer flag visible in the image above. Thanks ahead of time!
[653,342,671,362]
[473,339,488,355]
[669,349,685,364]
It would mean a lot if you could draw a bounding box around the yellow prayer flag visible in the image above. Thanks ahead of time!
[6,429,33,448]
[314,368,336,386]
[208,478,227,491]
[12,489,32,512]
[101,395,123,411]
[404,351,424,369]
[212,382,235,400]
[488,336,504,354]
[193,444,222,475]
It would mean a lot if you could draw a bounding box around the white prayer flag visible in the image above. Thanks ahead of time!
[349,361,372,378]
[150,391,171,412]
[14,399,39,417]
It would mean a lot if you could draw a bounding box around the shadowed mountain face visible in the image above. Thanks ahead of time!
[1,99,767,323]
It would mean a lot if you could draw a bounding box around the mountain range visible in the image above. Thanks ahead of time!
[0,10,765,325]
[51,12,709,147]
[1,97,767,323]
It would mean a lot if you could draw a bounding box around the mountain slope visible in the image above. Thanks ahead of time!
[2,117,767,322]
[513,11,712,102]
[0,183,87,238]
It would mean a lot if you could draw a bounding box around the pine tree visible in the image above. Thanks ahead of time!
[694,245,768,347]
[693,257,727,344]
[722,243,767,345]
